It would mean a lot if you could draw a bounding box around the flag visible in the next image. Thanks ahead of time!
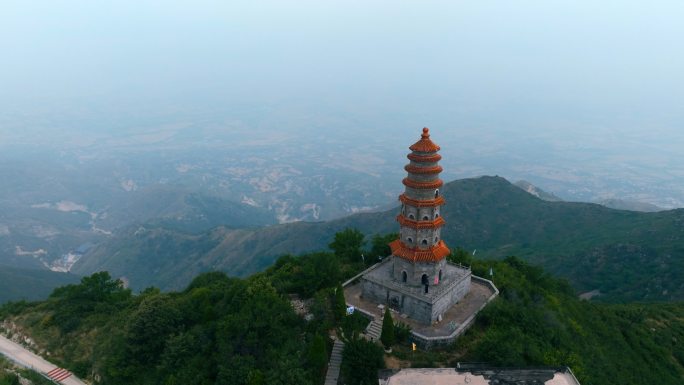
[412,343,417,351]
[489,267,493,277]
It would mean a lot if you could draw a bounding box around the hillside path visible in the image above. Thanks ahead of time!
[324,338,344,385]
[0,334,88,385]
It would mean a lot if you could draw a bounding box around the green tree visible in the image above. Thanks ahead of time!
[125,294,182,365]
[329,228,365,263]
[333,284,347,323]
[367,233,398,264]
[447,247,473,266]
[380,307,395,349]
[307,334,329,382]
[341,338,385,385]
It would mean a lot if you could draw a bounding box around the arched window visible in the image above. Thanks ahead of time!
[435,189,440,198]
[402,271,407,283]
[422,215,429,221]
[407,237,413,244]
[435,213,440,218]
[434,237,439,243]
[421,239,428,245]
[439,269,443,282]
[409,214,415,220]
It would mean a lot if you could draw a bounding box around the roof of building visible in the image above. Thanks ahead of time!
[379,365,581,385]
[389,239,451,263]
[409,127,441,153]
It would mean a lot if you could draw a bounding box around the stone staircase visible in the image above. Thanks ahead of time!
[365,318,383,342]
[324,338,344,385]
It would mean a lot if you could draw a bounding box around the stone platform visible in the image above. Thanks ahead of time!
[345,269,497,349]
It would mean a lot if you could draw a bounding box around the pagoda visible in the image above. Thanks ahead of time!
[360,127,472,325]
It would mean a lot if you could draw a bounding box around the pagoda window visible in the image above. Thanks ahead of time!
[435,213,440,218]
[434,237,439,242]
[421,239,428,245]
[407,237,413,244]
[422,215,429,221]
[402,271,407,283]
[435,189,440,198]
[409,214,415,220]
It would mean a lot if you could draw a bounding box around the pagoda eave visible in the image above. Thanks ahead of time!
[402,178,444,190]
[389,239,451,263]
[399,194,445,207]
[396,215,445,229]
[407,153,442,163]
[404,164,443,174]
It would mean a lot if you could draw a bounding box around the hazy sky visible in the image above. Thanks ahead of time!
[1,1,683,205]
[2,1,682,111]
[1,0,683,163]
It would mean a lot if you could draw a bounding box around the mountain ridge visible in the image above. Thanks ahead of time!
[73,176,684,301]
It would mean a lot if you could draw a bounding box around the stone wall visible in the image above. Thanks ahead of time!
[430,274,471,322]
[361,278,434,324]
[411,275,499,350]
[391,258,445,286]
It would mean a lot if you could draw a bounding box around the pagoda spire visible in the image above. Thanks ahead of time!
[389,127,450,263]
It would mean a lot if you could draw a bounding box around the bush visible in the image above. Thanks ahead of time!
[341,338,385,385]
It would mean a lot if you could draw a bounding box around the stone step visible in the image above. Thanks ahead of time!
[365,319,384,341]
[324,339,345,385]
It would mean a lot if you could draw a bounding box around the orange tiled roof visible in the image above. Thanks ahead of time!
[389,239,451,262]
[396,215,445,229]
[399,194,444,207]
[404,164,443,174]
[409,127,441,153]
[402,178,443,190]
[407,153,442,163]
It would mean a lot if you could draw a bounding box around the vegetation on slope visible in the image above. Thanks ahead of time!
[1,230,683,385]
[0,356,53,385]
[0,266,80,304]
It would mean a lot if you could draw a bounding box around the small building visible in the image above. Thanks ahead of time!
[378,364,582,385]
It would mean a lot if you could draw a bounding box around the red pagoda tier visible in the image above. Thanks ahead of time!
[390,127,450,263]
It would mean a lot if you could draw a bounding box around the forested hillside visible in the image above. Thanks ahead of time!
[2,233,683,385]
[74,176,684,302]
[0,266,79,304]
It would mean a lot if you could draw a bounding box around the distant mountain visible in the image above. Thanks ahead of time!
[596,198,663,212]
[74,176,684,302]
[514,180,563,202]
[0,266,80,304]
[0,186,277,272]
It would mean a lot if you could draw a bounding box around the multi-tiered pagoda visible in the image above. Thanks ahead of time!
[360,128,472,325]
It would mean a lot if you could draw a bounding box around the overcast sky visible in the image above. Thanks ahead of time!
[1,1,682,140]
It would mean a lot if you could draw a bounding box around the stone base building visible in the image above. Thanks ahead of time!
[361,260,471,325]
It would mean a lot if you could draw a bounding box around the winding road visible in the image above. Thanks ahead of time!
[0,334,88,385]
